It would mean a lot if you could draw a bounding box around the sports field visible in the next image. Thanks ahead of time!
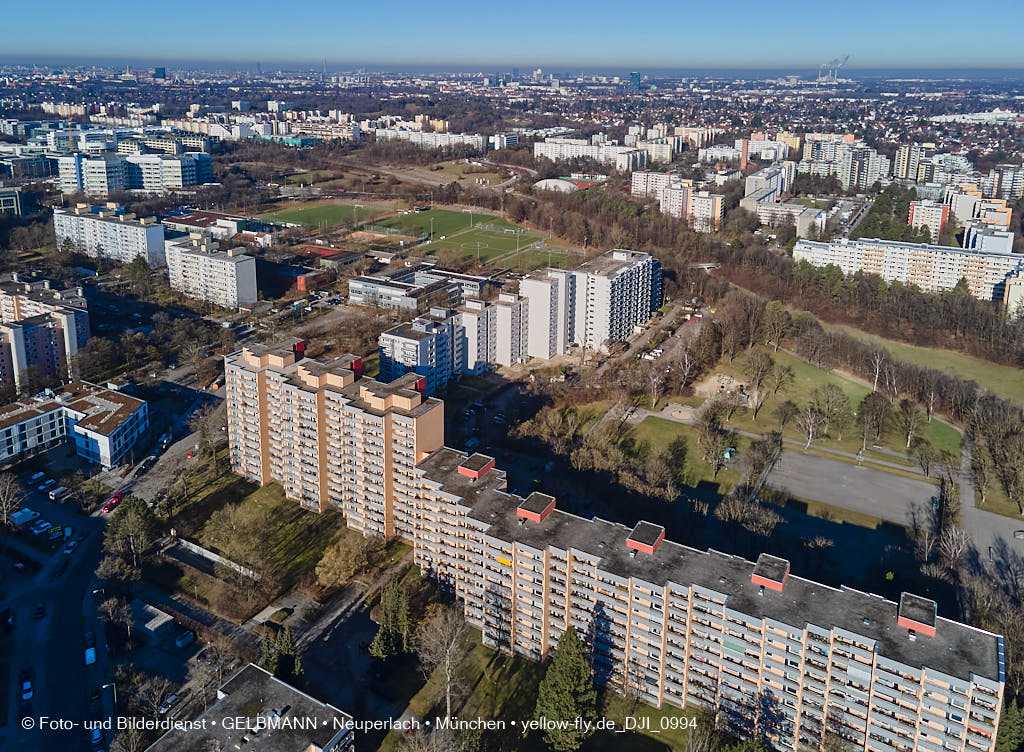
[419,225,543,262]
[261,201,379,227]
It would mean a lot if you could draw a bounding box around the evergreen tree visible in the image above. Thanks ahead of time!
[259,634,278,675]
[368,580,412,660]
[996,701,1024,752]
[534,628,597,752]
[275,626,302,682]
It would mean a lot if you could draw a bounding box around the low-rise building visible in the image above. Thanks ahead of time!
[164,236,257,308]
[348,264,496,311]
[53,204,165,266]
[145,664,354,752]
[0,381,148,468]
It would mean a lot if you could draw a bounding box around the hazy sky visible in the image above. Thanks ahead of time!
[5,0,1024,70]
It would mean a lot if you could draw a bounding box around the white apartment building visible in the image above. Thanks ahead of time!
[378,293,528,394]
[374,128,486,152]
[894,144,929,181]
[794,237,1024,301]
[164,237,257,309]
[0,381,148,468]
[836,143,891,191]
[571,250,660,350]
[520,268,573,359]
[964,222,1015,254]
[698,145,742,163]
[736,138,790,162]
[534,138,648,171]
[631,170,677,198]
[53,204,165,266]
[56,152,211,196]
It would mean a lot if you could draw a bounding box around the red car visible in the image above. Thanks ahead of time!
[186,450,195,459]
[101,493,122,514]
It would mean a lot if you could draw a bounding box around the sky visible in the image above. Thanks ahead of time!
[4,0,1024,71]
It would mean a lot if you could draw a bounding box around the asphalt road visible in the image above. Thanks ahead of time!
[2,489,109,752]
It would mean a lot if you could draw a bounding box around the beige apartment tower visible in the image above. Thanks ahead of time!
[223,339,443,535]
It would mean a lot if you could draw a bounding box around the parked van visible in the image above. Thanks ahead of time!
[49,486,69,501]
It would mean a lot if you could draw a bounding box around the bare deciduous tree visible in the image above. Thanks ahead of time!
[415,605,471,719]
[0,472,25,528]
[797,409,824,449]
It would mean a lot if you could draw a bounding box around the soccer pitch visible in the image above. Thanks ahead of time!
[375,208,473,236]
[420,225,543,263]
[262,201,376,227]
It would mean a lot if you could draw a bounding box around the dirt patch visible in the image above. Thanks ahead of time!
[346,230,416,246]
[694,372,744,399]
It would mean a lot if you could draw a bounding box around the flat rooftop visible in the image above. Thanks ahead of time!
[418,447,1002,683]
[146,664,352,752]
[0,381,144,435]
[572,249,647,277]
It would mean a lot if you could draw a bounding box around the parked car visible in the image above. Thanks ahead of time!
[37,478,55,491]
[101,494,122,513]
[20,670,32,701]
[85,631,96,648]
[90,726,103,745]
[62,540,78,555]
[84,647,96,665]
[175,630,195,649]
[157,694,179,714]
[29,471,46,483]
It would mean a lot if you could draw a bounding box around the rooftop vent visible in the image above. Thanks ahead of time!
[863,617,871,626]
[626,521,666,555]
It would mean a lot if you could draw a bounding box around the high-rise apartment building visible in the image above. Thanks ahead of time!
[379,293,531,394]
[631,170,677,198]
[56,152,211,196]
[0,275,90,390]
[534,137,648,171]
[164,236,257,309]
[687,191,725,232]
[519,250,661,357]
[224,340,444,530]
[53,204,165,266]
[794,237,1024,300]
[836,144,891,191]
[403,447,1004,752]
[894,144,929,181]
[224,373,1006,752]
[908,200,949,241]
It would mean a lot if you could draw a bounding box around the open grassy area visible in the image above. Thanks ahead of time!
[375,207,474,237]
[419,226,544,263]
[261,200,381,228]
[824,322,1024,406]
[629,417,747,491]
[427,160,505,184]
[502,246,579,271]
[708,347,962,462]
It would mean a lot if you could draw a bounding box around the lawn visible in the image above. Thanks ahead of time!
[824,322,1024,406]
[419,226,544,263]
[502,246,578,272]
[375,208,475,237]
[707,348,962,462]
[261,201,379,228]
[628,417,747,492]
[171,447,343,586]
[198,482,343,587]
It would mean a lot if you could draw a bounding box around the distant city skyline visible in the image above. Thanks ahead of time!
[4,0,1024,70]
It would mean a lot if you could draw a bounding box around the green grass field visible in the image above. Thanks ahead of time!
[503,246,578,271]
[707,348,962,461]
[261,201,378,227]
[420,226,544,262]
[629,417,747,491]
[825,322,1024,406]
[375,207,475,236]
